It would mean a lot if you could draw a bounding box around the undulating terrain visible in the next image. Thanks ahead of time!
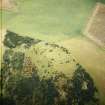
[0,0,105,105]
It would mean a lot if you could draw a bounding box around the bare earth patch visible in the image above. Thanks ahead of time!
[0,0,15,10]
[84,3,105,48]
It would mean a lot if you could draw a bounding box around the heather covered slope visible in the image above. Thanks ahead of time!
[0,0,105,104]
[59,36,105,103]
[1,31,102,105]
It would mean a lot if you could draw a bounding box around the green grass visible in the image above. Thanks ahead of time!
[1,0,105,104]
[1,0,104,41]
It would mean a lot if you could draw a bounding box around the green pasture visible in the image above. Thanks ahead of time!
[1,0,105,41]
[0,0,105,104]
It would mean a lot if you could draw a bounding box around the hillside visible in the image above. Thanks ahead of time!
[0,31,105,105]
[0,0,105,105]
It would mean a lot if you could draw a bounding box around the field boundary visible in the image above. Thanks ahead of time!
[84,2,105,48]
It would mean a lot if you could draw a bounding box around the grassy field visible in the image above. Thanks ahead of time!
[1,0,105,41]
[1,0,105,104]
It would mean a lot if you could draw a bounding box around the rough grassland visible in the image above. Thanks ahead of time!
[59,36,105,104]
[0,0,105,104]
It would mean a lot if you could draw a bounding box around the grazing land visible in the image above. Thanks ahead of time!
[0,0,105,105]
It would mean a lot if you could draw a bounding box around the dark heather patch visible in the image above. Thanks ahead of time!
[3,50,25,70]
[2,62,100,105]
[66,65,99,105]
[3,31,41,48]
[11,52,25,70]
